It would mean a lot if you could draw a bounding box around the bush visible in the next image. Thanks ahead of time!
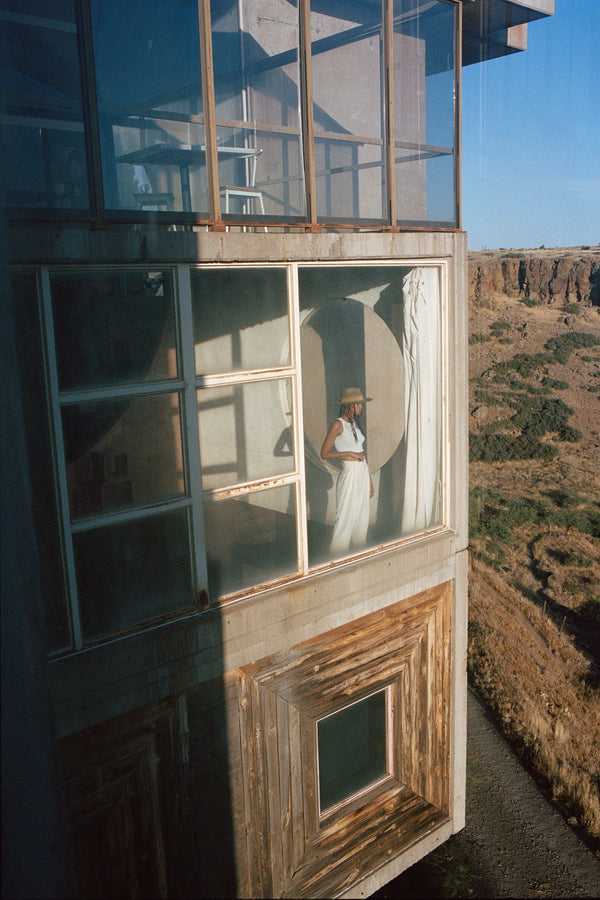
[469,431,558,463]
[542,376,569,390]
[495,352,550,378]
[545,332,600,364]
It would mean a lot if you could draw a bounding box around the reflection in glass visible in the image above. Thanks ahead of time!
[299,265,442,567]
[197,380,294,491]
[62,393,184,518]
[191,267,289,374]
[311,2,385,223]
[91,0,206,212]
[393,0,456,225]
[0,0,89,209]
[226,0,305,221]
[203,486,297,599]
[75,510,193,641]
[50,270,177,390]
[318,691,388,813]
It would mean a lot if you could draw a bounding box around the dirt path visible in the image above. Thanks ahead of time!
[457,689,600,898]
[374,689,600,898]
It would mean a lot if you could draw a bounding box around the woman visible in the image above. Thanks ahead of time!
[321,387,374,555]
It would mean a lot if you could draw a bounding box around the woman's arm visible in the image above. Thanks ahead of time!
[320,420,365,462]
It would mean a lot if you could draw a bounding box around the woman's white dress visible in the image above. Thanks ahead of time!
[330,418,370,554]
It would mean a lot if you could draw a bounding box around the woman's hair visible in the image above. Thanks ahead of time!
[339,403,360,440]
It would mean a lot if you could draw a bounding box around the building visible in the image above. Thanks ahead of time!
[1,2,553,897]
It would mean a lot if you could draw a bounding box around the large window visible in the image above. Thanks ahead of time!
[23,261,445,651]
[2,0,457,226]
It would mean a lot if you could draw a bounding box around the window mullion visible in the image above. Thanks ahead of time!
[383,0,396,226]
[177,264,209,603]
[40,267,84,651]
[198,0,221,224]
[289,264,309,575]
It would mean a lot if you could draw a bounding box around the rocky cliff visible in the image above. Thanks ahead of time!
[468,247,600,307]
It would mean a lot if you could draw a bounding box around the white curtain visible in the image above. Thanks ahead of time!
[402,267,442,533]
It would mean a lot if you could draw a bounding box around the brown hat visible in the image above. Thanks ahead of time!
[340,387,372,404]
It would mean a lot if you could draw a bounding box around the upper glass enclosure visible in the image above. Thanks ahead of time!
[1,0,458,228]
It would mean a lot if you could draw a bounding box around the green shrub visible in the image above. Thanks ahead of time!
[563,303,581,315]
[577,599,600,626]
[545,332,600,364]
[542,376,569,390]
[519,295,539,307]
[469,431,558,462]
[469,333,491,344]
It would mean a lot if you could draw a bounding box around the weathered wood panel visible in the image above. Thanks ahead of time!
[236,582,452,898]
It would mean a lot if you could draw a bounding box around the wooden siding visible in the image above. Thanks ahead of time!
[237,582,452,898]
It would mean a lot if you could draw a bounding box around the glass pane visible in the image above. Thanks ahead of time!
[393,0,456,226]
[91,0,207,213]
[197,380,294,491]
[299,265,443,567]
[318,691,388,812]
[211,0,305,221]
[11,270,71,651]
[50,270,177,390]
[203,486,297,599]
[311,1,385,223]
[0,0,89,209]
[191,267,289,374]
[75,509,193,641]
[62,393,184,519]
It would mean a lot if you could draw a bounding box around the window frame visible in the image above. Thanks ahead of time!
[37,257,448,652]
[316,685,395,820]
[3,0,460,229]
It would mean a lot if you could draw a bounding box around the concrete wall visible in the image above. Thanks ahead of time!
[7,226,468,897]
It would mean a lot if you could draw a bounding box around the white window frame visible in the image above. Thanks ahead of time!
[39,258,448,652]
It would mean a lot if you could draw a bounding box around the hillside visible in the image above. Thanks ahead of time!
[467,247,600,845]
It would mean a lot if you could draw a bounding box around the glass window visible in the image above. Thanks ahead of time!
[62,394,185,519]
[299,264,443,566]
[318,690,389,813]
[393,0,457,226]
[191,267,289,374]
[211,0,306,222]
[38,260,444,648]
[91,0,206,213]
[50,270,177,390]
[311,1,386,224]
[203,486,298,599]
[74,509,193,641]
[197,380,294,491]
[0,0,89,209]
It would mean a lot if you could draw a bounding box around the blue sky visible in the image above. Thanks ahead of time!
[461,0,599,251]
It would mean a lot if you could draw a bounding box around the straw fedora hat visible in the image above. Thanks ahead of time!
[340,387,372,404]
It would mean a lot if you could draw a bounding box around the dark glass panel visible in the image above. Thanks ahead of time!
[50,269,177,390]
[0,0,89,209]
[62,393,185,518]
[318,691,388,812]
[75,509,193,641]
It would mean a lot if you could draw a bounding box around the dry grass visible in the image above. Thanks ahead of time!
[468,552,600,840]
[468,291,600,844]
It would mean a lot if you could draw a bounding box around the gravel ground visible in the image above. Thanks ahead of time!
[374,688,600,898]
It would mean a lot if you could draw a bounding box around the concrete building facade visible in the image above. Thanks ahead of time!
[2,2,553,897]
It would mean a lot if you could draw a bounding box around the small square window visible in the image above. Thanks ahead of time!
[317,689,390,814]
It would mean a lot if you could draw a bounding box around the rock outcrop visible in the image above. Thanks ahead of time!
[468,248,600,308]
